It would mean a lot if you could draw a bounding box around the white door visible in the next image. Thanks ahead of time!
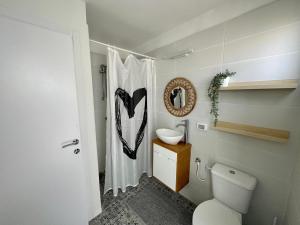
[0,16,88,225]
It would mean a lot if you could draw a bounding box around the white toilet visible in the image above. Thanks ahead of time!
[193,163,257,225]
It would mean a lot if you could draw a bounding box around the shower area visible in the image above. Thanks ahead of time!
[90,46,155,197]
[91,52,107,174]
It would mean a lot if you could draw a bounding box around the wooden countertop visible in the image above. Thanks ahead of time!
[153,138,191,154]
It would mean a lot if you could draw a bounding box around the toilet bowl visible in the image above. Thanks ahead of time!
[193,199,241,225]
[192,163,257,225]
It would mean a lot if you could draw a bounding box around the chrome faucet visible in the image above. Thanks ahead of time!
[176,119,189,144]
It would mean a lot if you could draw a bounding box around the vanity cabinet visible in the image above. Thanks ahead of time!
[153,138,191,192]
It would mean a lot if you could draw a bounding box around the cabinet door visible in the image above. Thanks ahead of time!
[153,144,177,190]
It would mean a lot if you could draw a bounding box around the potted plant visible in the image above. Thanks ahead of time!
[208,69,236,125]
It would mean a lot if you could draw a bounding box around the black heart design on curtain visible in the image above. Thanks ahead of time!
[115,88,147,159]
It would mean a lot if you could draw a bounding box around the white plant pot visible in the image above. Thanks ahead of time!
[222,77,231,87]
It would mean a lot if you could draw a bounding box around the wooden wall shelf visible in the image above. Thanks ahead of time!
[213,121,289,143]
[219,79,298,91]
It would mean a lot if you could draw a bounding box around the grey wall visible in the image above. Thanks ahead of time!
[91,52,107,173]
[150,0,300,224]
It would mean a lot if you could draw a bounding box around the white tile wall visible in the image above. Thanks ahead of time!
[225,52,300,82]
[285,152,300,225]
[90,52,107,173]
[224,22,300,63]
[176,46,223,74]
[224,0,300,42]
[151,0,300,224]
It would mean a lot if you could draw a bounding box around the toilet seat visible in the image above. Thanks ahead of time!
[193,199,242,225]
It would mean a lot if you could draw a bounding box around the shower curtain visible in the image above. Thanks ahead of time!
[104,48,155,196]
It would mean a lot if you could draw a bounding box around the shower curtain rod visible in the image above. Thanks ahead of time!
[90,39,157,60]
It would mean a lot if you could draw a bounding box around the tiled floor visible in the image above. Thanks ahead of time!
[89,174,196,225]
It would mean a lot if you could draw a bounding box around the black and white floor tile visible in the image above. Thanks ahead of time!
[89,174,196,225]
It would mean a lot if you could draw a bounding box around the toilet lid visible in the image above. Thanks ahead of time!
[193,199,242,225]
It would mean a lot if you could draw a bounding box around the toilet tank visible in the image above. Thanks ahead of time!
[211,163,257,214]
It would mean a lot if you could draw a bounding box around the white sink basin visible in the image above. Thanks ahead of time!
[156,128,183,145]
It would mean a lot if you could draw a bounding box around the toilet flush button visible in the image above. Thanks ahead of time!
[229,170,236,175]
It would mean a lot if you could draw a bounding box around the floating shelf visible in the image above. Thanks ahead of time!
[219,79,298,90]
[213,121,289,143]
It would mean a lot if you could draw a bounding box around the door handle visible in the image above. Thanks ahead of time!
[62,139,79,148]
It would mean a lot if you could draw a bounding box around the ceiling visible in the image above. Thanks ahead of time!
[86,0,228,50]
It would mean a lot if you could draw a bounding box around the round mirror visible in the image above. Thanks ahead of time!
[164,77,196,117]
[170,86,186,109]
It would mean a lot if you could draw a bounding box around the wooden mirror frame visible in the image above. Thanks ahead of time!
[164,77,197,117]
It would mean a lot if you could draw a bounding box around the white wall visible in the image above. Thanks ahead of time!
[150,0,300,224]
[91,52,107,173]
[285,152,300,225]
[0,0,101,220]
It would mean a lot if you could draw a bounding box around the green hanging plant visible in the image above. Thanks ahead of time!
[208,69,236,125]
